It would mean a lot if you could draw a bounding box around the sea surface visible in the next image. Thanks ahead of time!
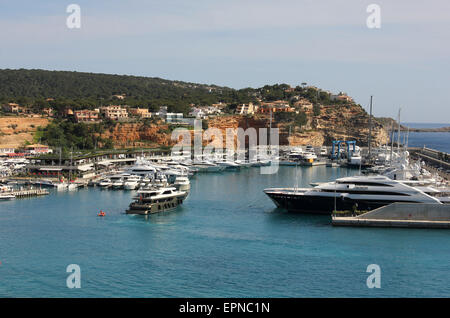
[1,166,450,297]
[392,123,450,153]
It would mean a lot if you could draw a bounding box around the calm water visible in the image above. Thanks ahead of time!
[404,122,449,129]
[1,166,450,297]
[393,123,450,153]
[405,132,450,153]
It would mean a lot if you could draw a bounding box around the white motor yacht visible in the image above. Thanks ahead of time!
[124,175,141,190]
[174,176,190,192]
[98,178,112,188]
[110,175,125,189]
[264,175,445,214]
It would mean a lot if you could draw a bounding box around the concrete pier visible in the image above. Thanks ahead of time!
[332,203,450,229]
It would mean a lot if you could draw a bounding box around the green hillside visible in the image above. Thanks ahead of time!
[0,69,253,114]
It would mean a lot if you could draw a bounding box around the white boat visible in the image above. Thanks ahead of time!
[174,176,190,192]
[98,178,112,188]
[192,160,225,172]
[348,146,362,167]
[67,183,78,191]
[151,174,168,188]
[264,175,445,214]
[111,175,125,189]
[125,160,157,177]
[305,145,315,153]
[234,160,252,168]
[54,182,69,191]
[124,175,141,190]
[302,152,317,160]
[216,160,240,170]
[0,193,15,200]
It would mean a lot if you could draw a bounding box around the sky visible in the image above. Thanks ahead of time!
[0,0,449,123]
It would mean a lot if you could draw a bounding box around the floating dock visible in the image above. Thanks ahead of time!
[10,189,50,198]
[332,203,450,229]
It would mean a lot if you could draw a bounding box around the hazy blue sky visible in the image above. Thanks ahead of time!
[1,0,449,123]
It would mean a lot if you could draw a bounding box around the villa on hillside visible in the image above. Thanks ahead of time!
[74,109,101,123]
[258,101,294,113]
[100,105,128,120]
[42,107,54,117]
[235,102,258,115]
[2,103,29,114]
[152,106,183,123]
[331,92,353,103]
[293,98,314,110]
[190,105,222,118]
[129,107,152,118]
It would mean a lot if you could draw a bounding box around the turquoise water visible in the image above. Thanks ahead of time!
[1,166,450,297]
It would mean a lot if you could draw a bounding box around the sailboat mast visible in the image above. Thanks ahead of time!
[406,126,410,149]
[397,108,401,153]
[390,121,394,166]
[368,95,373,160]
[269,108,272,155]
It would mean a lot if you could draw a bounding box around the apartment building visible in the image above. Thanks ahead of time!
[100,105,128,120]
[129,107,152,118]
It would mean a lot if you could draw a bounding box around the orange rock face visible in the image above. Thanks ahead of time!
[207,104,389,148]
[100,103,389,150]
[100,122,175,148]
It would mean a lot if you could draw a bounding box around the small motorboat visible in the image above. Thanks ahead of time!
[98,210,106,217]
[0,193,15,201]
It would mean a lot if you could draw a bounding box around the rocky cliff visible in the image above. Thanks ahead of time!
[100,121,174,148]
[207,104,389,148]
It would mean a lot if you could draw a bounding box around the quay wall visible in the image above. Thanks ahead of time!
[333,203,450,229]
[355,203,450,221]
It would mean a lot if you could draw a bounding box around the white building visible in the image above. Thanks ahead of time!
[165,113,183,123]
[0,147,16,156]
[235,102,258,115]
[189,108,206,119]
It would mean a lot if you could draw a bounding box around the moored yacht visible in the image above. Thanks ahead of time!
[126,187,188,215]
[0,193,15,200]
[264,175,444,214]
[98,178,112,188]
[174,176,190,192]
[111,174,126,189]
[124,175,141,190]
[0,184,15,200]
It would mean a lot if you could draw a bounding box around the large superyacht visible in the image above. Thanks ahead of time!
[264,175,448,214]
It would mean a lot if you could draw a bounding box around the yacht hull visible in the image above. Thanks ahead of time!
[264,190,422,214]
